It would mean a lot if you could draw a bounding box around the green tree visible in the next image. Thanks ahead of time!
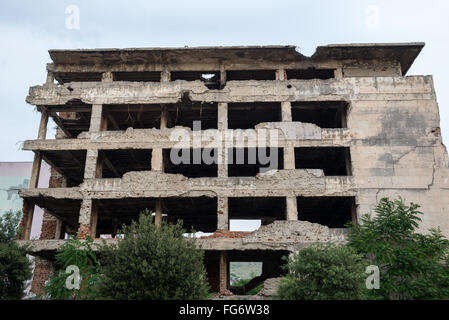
[45,236,102,299]
[98,210,209,300]
[347,197,449,299]
[0,210,32,299]
[278,244,366,300]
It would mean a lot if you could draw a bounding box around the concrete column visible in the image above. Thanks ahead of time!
[78,199,98,239]
[20,199,34,240]
[45,71,55,85]
[155,199,162,226]
[286,196,298,221]
[29,152,42,188]
[334,67,343,79]
[276,68,286,81]
[151,149,164,172]
[84,149,102,179]
[38,111,49,139]
[217,197,229,230]
[220,65,226,87]
[101,72,114,82]
[218,103,228,178]
[89,104,106,132]
[161,69,170,82]
[284,146,295,170]
[218,103,228,130]
[281,101,292,122]
[160,105,169,129]
[219,251,228,293]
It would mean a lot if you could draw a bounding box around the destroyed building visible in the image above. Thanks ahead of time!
[17,43,449,295]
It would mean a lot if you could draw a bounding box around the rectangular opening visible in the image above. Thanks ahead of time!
[286,68,335,80]
[41,150,86,187]
[228,102,281,129]
[54,72,103,84]
[228,148,283,176]
[229,197,286,228]
[46,100,92,138]
[95,196,217,237]
[166,102,218,130]
[171,71,221,89]
[297,196,356,228]
[31,198,82,238]
[228,250,288,294]
[99,149,152,178]
[291,101,348,128]
[104,104,161,130]
[113,71,161,82]
[164,197,217,233]
[229,220,261,232]
[163,149,218,178]
[294,147,351,176]
[226,70,276,81]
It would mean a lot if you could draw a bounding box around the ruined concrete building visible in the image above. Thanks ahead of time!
[17,43,449,295]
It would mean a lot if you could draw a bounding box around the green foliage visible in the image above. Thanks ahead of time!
[278,244,366,300]
[98,210,209,300]
[347,197,449,300]
[0,210,23,243]
[247,284,263,295]
[0,210,32,299]
[45,236,102,300]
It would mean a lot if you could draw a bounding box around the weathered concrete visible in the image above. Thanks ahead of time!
[18,43,449,295]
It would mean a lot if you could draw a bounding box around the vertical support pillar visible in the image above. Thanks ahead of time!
[160,105,169,129]
[276,68,286,81]
[21,149,43,239]
[101,72,114,82]
[89,104,106,132]
[286,196,298,221]
[45,71,55,85]
[218,103,228,178]
[281,101,295,170]
[38,110,49,139]
[155,199,162,226]
[281,101,292,122]
[334,67,343,79]
[217,197,229,230]
[78,199,98,239]
[219,251,228,293]
[161,69,170,82]
[151,149,164,172]
[84,150,103,179]
[220,65,226,87]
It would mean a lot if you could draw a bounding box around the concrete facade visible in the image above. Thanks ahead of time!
[17,43,449,295]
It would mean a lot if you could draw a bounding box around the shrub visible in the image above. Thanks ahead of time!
[278,244,366,300]
[0,211,32,299]
[347,197,449,299]
[98,210,209,300]
[45,236,102,299]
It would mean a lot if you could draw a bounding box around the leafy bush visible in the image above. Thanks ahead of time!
[0,210,32,299]
[347,197,449,299]
[278,244,366,300]
[45,236,102,299]
[98,211,209,300]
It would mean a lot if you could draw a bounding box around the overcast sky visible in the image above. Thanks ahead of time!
[1,0,448,161]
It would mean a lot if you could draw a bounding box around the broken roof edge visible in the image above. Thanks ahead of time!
[48,42,425,76]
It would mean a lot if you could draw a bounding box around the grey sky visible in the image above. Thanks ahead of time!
[1,0,448,161]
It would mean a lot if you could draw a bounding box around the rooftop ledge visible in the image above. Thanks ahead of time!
[47,42,424,76]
